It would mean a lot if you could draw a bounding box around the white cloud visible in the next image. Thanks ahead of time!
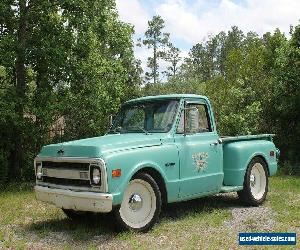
[134,46,151,71]
[116,0,300,76]
[180,49,189,62]
[156,0,300,44]
[116,0,151,75]
[116,0,149,34]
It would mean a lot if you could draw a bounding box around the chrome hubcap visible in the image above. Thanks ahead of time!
[120,179,156,229]
[128,194,143,211]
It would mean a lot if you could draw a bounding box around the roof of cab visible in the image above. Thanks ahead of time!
[125,94,208,103]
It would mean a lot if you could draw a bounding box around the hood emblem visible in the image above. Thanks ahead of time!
[57,149,64,155]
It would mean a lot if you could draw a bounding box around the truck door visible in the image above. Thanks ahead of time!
[174,100,223,198]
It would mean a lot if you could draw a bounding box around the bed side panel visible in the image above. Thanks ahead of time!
[223,140,277,186]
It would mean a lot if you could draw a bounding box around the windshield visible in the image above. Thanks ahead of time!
[109,100,179,133]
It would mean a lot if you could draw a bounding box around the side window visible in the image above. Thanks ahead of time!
[196,104,211,132]
[177,103,212,133]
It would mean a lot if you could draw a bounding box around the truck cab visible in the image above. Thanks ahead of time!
[35,94,278,232]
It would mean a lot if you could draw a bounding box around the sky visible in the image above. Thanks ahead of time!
[116,0,300,73]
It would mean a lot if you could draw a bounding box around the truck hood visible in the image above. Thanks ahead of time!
[39,133,166,158]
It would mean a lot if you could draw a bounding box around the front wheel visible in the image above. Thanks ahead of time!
[238,157,268,206]
[115,173,162,232]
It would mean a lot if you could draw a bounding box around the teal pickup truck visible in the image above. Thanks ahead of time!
[35,94,279,232]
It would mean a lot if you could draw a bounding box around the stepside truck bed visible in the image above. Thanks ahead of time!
[221,134,278,187]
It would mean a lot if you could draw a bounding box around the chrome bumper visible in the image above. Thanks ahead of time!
[35,186,113,213]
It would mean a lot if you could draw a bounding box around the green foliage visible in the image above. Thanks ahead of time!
[144,24,300,173]
[0,66,16,185]
[0,149,8,188]
[0,0,140,183]
[60,1,140,140]
[278,161,300,176]
[163,45,181,78]
[0,2,299,181]
[139,15,170,84]
[267,26,300,165]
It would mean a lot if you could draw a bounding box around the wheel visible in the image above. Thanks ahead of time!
[238,157,268,206]
[115,173,162,232]
[62,209,90,221]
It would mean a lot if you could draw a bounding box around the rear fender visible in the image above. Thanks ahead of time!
[223,140,277,186]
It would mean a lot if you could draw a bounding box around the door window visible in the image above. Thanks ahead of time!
[177,103,212,133]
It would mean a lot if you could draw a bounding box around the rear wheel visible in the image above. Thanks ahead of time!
[238,157,268,206]
[115,173,162,232]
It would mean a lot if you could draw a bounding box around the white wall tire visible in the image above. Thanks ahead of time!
[249,163,267,200]
[238,157,268,206]
[115,173,162,232]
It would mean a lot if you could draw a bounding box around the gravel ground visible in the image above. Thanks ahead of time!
[224,205,276,231]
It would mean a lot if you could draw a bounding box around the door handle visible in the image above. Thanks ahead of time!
[210,139,222,146]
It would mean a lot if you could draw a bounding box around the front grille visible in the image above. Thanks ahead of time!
[35,159,105,191]
[42,176,90,187]
[42,161,89,171]
[39,161,94,188]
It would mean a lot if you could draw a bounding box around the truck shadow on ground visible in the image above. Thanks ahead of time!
[26,193,243,241]
[161,193,242,220]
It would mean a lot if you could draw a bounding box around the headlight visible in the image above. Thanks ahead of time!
[36,162,43,180]
[91,166,101,185]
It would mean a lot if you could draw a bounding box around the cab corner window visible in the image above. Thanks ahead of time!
[177,103,212,134]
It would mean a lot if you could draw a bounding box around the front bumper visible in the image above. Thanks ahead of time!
[35,186,113,213]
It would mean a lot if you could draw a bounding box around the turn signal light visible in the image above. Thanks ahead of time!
[112,169,122,178]
[270,151,275,157]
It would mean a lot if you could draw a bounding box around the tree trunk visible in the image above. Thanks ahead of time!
[172,61,176,76]
[10,0,27,179]
[153,41,157,84]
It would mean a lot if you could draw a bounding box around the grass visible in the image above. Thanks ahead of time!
[267,176,300,230]
[0,176,299,249]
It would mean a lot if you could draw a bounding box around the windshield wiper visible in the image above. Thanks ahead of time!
[130,126,149,135]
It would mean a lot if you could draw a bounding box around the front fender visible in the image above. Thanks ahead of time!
[115,161,167,205]
[103,144,180,206]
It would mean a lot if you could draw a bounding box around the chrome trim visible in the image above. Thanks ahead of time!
[35,185,112,213]
[42,168,90,180]
[34,160,42,179]
[35,162,43,180]
[89,165,101,187]
[36,182,103,192]
[129,193,143,211]
[34,157,108,193]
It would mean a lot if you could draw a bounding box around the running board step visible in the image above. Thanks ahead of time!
[220,185,243,193]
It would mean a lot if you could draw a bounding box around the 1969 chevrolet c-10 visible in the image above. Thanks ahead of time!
[34,94,279,232]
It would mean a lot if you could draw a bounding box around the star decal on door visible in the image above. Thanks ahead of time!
[192,152,209,172]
